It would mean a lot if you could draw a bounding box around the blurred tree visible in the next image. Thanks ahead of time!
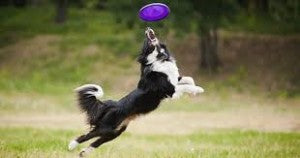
[190,0,237,72]
[237,0,298,20]
[69,0,107,9]
[0,0,27,7]
[238,0,269,13]
[55,0,67,24]
[68,0,84,8]
[269,0,299,21]
[106,0,144,29]
[0,0,10,6]
[86,0,107,10]
[13,0,27,7]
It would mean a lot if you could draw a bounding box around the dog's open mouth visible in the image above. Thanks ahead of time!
[145,27,156,41]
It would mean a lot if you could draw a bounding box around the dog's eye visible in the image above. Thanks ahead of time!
[160,48,165,53]
[91,87,98,91]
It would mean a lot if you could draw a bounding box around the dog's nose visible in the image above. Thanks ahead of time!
[146,27,152,32]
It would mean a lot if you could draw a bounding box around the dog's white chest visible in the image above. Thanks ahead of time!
[152,60,179,86]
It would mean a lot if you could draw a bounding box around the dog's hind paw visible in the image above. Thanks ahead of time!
[68,140,79,151]
[79,146,94,157]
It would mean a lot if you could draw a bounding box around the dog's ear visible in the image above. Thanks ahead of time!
[138,39,155,65]
[137,40,148,64]
[137,54,146,64]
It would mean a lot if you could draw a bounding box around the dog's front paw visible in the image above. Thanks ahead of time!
[79,147,94,157]
[180,76,195,85]
[192,86,204,95]
[68,140,79,151]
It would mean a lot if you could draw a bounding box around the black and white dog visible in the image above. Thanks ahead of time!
[68,27,204,157]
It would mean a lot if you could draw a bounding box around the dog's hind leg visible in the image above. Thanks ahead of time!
[79,126,127,157]
[68,130,99,151]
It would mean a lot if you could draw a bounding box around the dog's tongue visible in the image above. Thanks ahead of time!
[148,30,155,40]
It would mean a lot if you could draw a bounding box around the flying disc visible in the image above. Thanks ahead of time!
[139,3,170,22]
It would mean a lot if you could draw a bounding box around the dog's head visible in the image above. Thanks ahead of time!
[138,27,171,65]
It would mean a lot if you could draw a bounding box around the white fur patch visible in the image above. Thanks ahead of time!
[68,140,79,151]
[147,47,159,65]
[75,84,104,99]
[151,60,180,86]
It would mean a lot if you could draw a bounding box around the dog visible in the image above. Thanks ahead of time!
[68,27,204,157]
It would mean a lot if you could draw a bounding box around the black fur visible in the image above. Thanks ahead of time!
[72,29,178,156]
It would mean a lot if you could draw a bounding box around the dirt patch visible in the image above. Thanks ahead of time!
[0,110,299,134]
[0,35,61,75]
[130,111,299,134]
[0,35,59,62]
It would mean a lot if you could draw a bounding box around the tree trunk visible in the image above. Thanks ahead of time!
[247,0,269,13]
[55,0,67,24]
[200,29,220,72]
[260,0,269,12]
[97,0,108,10]
[13,0,27,7]
[0,0,10,6]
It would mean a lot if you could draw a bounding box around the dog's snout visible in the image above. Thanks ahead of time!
[145,27,156,40]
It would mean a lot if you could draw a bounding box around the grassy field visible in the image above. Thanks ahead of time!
[0,90,299,157]
[0,127,299,158]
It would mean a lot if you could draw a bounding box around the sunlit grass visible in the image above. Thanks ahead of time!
[0,127,299,158]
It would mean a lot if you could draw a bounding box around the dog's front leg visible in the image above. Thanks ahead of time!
[178,76,195,85]
[172,84,204,99]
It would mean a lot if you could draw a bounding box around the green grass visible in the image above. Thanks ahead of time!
[0,6,142,94]
[0,127,299,158]
[0,6,140,53]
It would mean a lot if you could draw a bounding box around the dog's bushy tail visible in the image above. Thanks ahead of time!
[74,84,105,125]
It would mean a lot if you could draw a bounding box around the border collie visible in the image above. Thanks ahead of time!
[68,27,204,157]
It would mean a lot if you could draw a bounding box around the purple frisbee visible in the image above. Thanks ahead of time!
[139,3,170,22]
